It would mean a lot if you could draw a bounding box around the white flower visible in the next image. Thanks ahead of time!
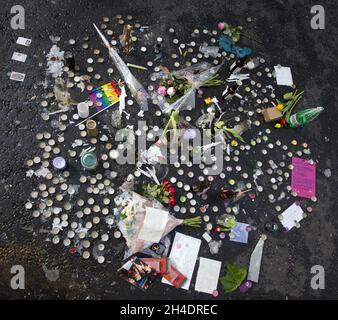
[167,87,176,97]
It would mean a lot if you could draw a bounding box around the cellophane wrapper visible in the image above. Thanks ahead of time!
[152,62,222,114]
[108,47,149,111]
[115,191,183,258]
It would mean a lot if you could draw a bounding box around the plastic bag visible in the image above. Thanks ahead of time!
[115,191,183,258]
[108,47,149,111]
[115,191,201,258]
[153,62,222,114]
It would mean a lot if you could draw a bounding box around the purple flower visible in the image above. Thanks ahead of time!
[167,79,174,85]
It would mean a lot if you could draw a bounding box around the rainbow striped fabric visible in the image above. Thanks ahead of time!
[89,81,121,111]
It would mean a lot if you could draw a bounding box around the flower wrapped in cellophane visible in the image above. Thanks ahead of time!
[108,47,149,111]
[152,62,224,114]
[114,191,201,258]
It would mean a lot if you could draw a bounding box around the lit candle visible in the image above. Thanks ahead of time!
[52,156,67,170]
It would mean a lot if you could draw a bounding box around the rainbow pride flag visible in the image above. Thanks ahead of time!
[89,81,121,111]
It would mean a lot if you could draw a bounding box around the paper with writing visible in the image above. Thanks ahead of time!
[162,232,201,290]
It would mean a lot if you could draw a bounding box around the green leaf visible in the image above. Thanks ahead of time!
[215,121,225,129]
[220,263,247,293]
[224,127,245,143]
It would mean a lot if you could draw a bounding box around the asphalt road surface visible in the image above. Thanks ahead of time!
[0,0,337,300]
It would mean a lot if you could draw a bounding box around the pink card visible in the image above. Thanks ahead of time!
[291,157,316,199]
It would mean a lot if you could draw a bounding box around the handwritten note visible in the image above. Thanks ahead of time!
[291,157,316,199]
[281,202,304,230]
[162,232,201,290]
[230,222,249,244]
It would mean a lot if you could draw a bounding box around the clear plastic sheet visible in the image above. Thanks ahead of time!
[108,47,149,111]
[115,191,183,258]
[153,62,222,114]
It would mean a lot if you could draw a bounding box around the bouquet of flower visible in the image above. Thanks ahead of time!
[216,214,237,232]
[218,22,243,42]
[114,191,202,258]
[153,62,224,114]
[93,24,149,111]
[272,90,304,129]
[141,181,176,207]
[161,110,198,145]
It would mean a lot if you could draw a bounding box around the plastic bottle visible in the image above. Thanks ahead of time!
[287,107,324,128]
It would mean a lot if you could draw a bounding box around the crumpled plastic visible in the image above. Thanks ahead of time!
[46,45,64,77]
[114,191,184,258]
[108,47,149,111]
[152,62,222,114]
[140,143,166,165]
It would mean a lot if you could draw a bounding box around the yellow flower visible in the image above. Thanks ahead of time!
[204,97,212,105]
[231,140,238,147]
[274,123,282,129]
[276,103,284,111]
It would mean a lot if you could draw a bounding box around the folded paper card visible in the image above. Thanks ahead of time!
[281,202,304,230]
[291,157,316,199]
[162,232,201,290]
[195,258,222,294]
[12,52,27,63]
[16,37,32,46]
[138,207,169,243]
[274,65,293,86]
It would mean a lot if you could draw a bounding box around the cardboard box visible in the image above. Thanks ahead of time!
[262,107,283,123]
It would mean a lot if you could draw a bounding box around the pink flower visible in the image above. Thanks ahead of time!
[218,22,225,30]
[157,86,167,96]
[167,79,174,85]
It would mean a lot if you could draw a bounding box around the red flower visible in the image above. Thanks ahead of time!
[169,197,176,207]
[169,186,176,194]
[280,118,287,126]
[69,247,77,254]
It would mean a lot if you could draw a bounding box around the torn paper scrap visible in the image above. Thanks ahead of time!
[274,66,293,86]
[230,222,249,244]
[280,202,304,230]
[291,157,316,199]
[10,71,26,82]
[12,52,27,63]
[247,237,265,283]
[195,258,222,294]
[16,37,32,46]
[138,207,169,243]
[162,232,201,290]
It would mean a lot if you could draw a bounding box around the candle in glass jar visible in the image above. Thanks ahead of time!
[77,102,89,119]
